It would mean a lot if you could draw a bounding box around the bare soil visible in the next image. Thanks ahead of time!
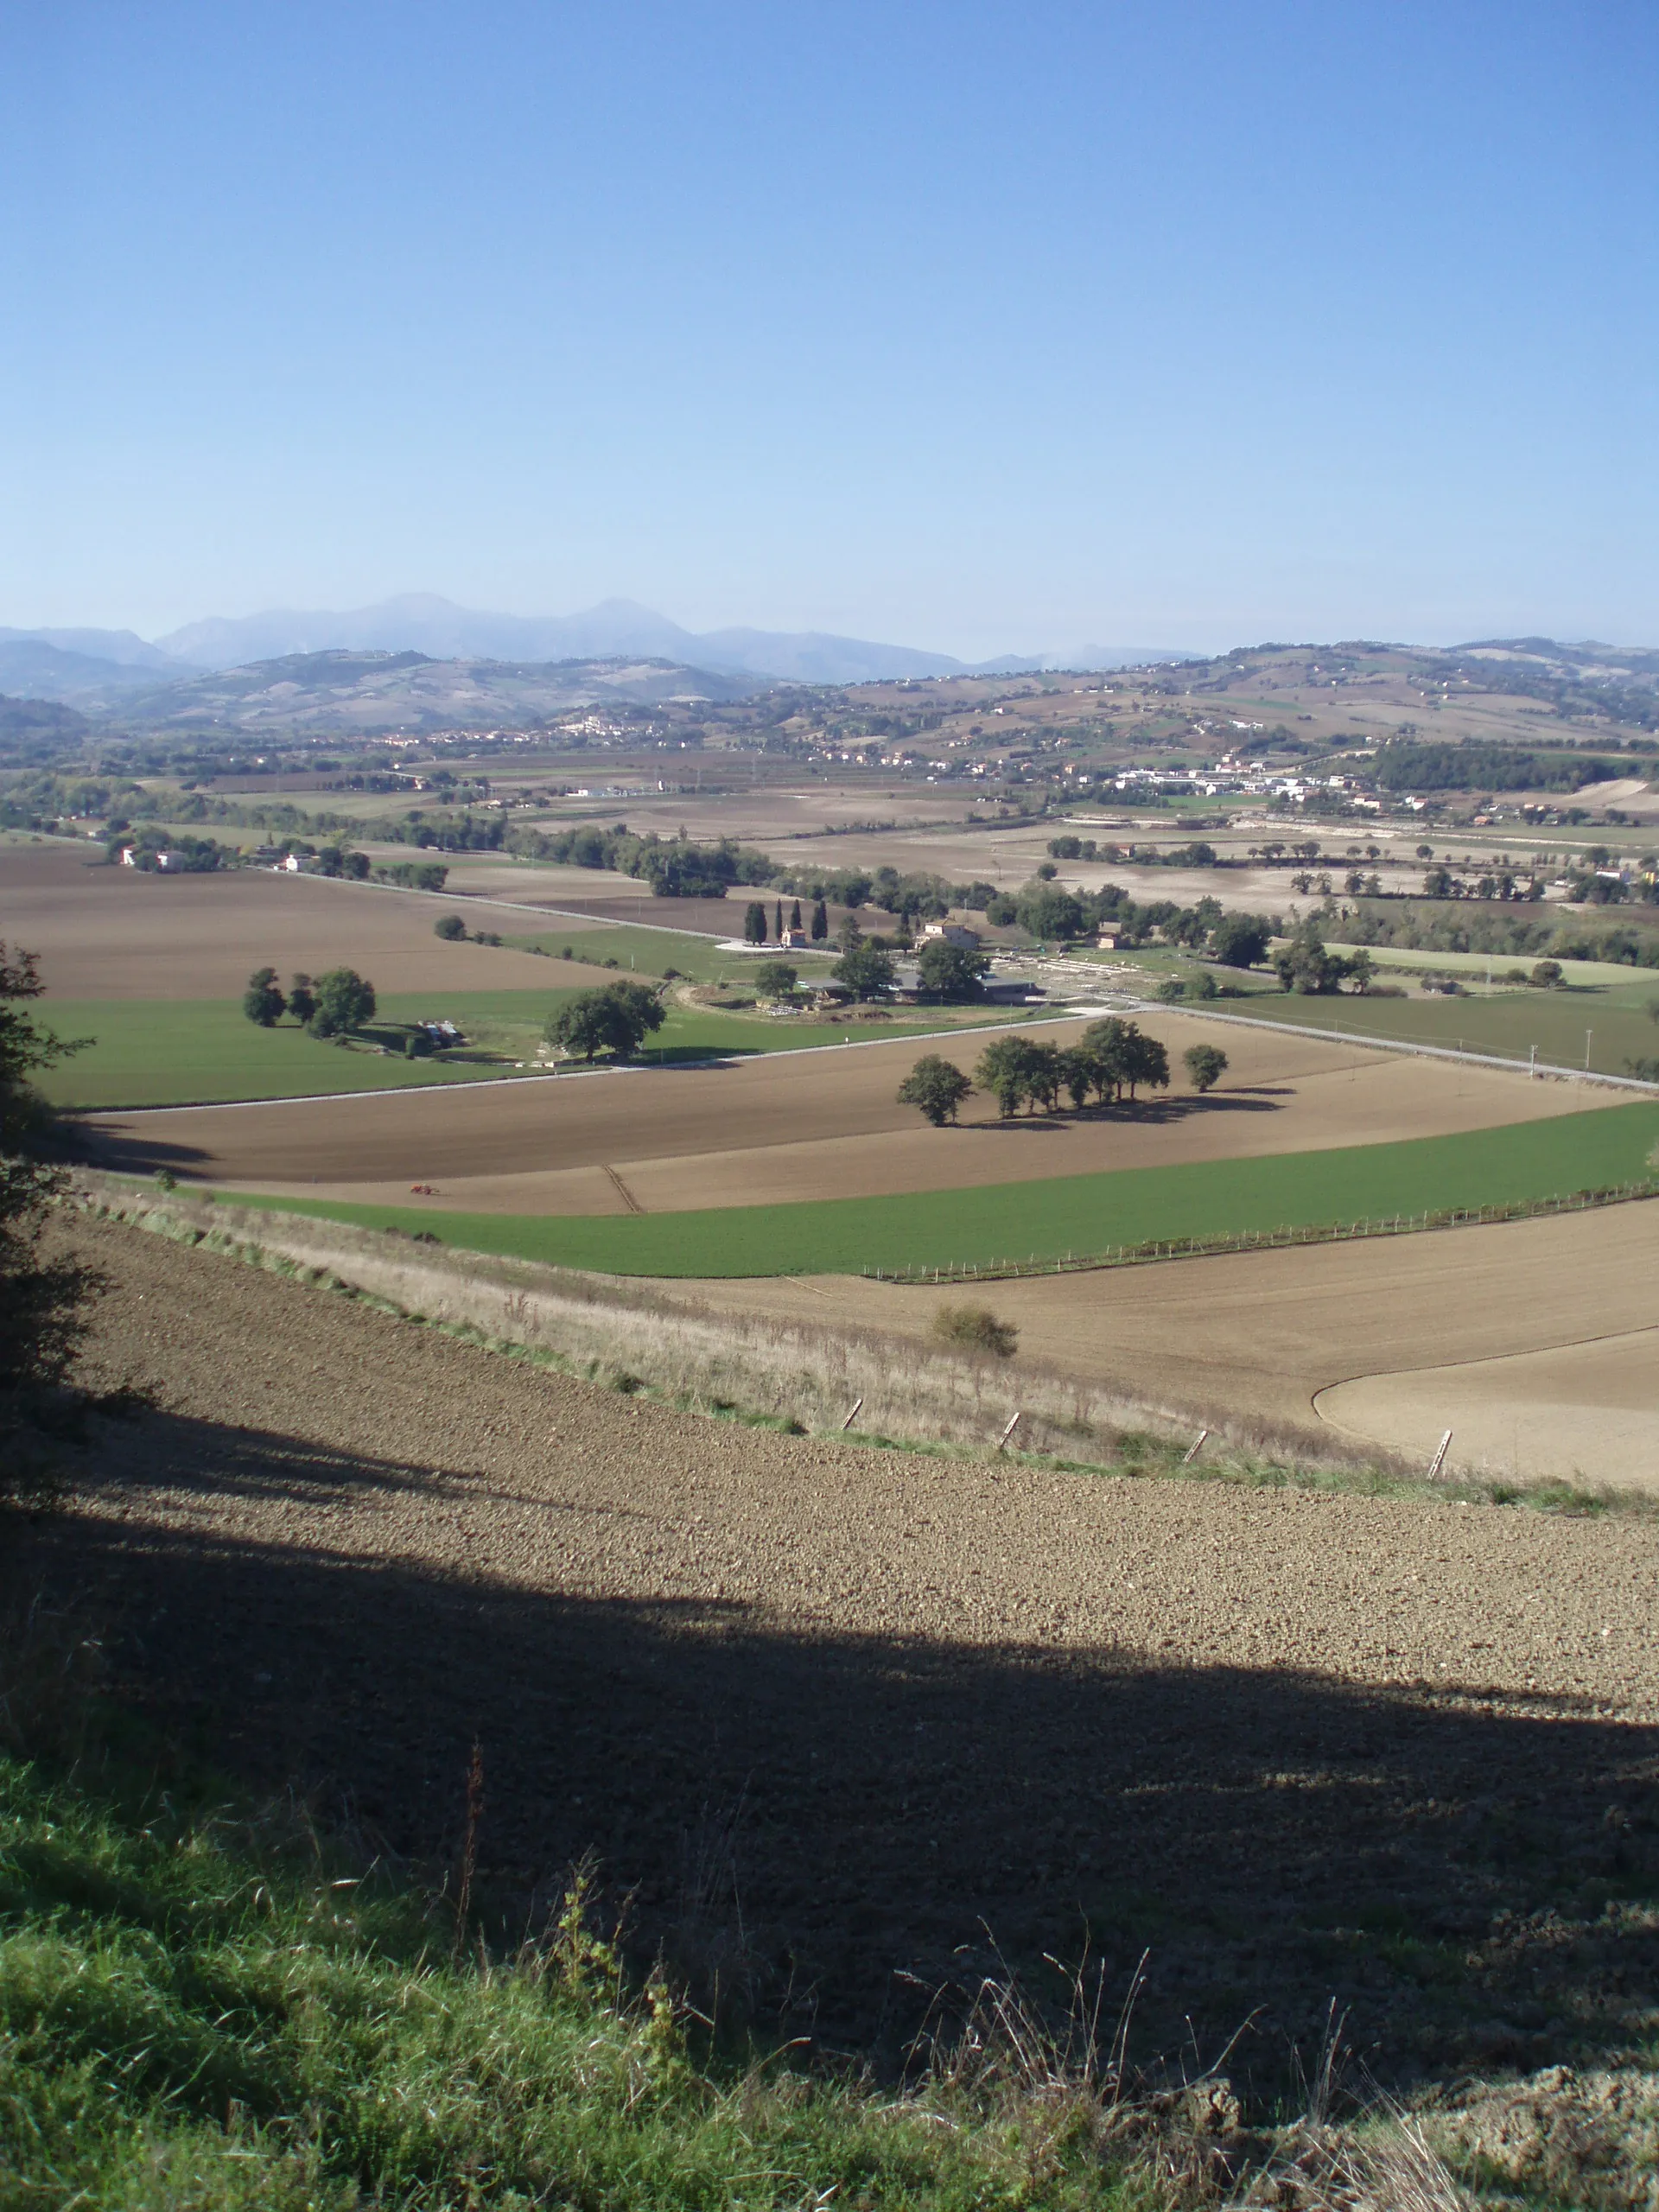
[683,1202,1659,1489]
[21,1213,1658,2088]
[0,842,627,998]
[77,1015,1600,1212]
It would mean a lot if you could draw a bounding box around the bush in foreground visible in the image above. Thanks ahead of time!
[931,1302,1019,1357]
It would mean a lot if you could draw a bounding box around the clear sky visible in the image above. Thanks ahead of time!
[3,0,1655,656]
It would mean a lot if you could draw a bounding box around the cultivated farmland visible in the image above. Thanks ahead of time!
[0,839,624,998]
[76,1012,1611,1215]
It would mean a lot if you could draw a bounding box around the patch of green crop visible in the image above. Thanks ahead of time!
[217,1100,1659,1277]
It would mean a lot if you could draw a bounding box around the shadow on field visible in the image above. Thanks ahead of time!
[64,1119,212,1179]
[18,1411,1659,2099]
[976,1093,1285,1131]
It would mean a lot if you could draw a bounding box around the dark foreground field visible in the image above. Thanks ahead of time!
[16,1216,1659,2107]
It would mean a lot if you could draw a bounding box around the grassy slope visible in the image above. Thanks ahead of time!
[40,993,1036,1109]
[0,1751,1135,2210]
[219,1099,1659,1277]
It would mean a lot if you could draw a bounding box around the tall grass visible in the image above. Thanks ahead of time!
[71,1177,1374,1475]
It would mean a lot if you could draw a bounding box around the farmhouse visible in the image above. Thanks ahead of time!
[919,921,982,950]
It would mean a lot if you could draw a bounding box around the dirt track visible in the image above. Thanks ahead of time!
[80,1014,1600,1211]
[22,1213,1659,2080]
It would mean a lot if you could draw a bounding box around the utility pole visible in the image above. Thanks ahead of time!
[1586,1029,1592,1071]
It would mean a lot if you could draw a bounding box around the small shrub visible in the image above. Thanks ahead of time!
[931,1303,1018,1358]
[434,913,467,941]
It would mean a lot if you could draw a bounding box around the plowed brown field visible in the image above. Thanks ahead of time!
[22,1212,1659,2080]
[0,842,628,997]
[79,1009,1603,1211]
[681,1201,1659,1488]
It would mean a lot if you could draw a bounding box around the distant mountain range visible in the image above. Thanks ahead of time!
[148,594,1198,685]
[0,596,1198,717]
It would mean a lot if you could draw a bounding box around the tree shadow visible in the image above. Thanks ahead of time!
[14,1408,1658,2098]
[65,1122,212,1177]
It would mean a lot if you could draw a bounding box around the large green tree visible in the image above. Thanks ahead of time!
[973,1034,1063,1116]
[896,1055,972,1126]
[308,969,378,1037]
[1208,912,1272,969]
[242,967,286,1027]
[545,981,666,1063]
[832,942,896,1001]
[1184,1043,1229,1093]
[916,939,988,1001]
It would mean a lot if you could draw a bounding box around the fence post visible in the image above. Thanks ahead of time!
[1426,1429,1453,1482]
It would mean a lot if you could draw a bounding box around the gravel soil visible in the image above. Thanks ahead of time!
[18,1214,1659,2088]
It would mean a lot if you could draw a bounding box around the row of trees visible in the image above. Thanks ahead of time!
[243,967,377,1037]
[742,897,830,944]
[896,1024,1227,1125]
[509,823,777,897]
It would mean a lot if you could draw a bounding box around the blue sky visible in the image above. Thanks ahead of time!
[3,1,1655,655]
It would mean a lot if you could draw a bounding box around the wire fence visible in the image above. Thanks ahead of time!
[861,1176,1659,1284]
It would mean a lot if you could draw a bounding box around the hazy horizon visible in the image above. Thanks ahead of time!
[5,2,1654,655]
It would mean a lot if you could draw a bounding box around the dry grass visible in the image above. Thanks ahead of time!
[67,1173,1416,1487]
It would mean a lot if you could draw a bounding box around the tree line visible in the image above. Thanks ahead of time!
[243,967,377,1039]
[896,1023,1226,1124]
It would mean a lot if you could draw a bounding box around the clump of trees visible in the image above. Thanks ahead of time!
[511,822,776,897]
[970,1020,1170,1119]
[1271,926,1376,995]
[241,966,376,1036]
[931,1303,1018,1357]
[896,1055,973,1125]
[752,961,798,1001]
[105,831,234,872]
[432,913,500,944]
[544,981,667,1064]
[375,859,448,891]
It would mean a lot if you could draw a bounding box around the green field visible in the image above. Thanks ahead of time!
[1217,975,1659,1077]
[506,923,837,982]
[41,991,1058,1109]
[216,1101,1659,1277]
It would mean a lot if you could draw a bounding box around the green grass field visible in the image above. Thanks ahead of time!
[507,923,838,982]
[1219,976,1659,1077]
[40,992,1060,1109]
[217,1100,1659,1277]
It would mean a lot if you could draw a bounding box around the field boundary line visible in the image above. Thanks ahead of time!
[861,1177,1659,1285]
